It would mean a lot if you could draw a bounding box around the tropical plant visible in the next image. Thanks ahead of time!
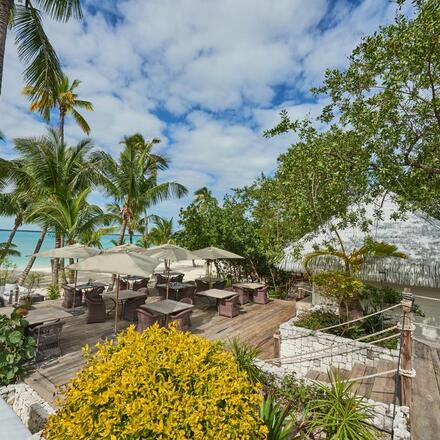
[0,242,20,262]
[0,311,36,385]
[0,257,16,287]
[259,394,296,440]
[306,370,377,439]
[23,74,93,142]
[46,283,61,300]
[17,227,47,286]
[79,226,116,249]
[148,216,174,246]
[98,134,187,245]
[227,337,263,384]
[43,325,267,439]
[0,0,83,97]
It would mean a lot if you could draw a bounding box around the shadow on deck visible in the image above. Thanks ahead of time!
[25,298,296,405]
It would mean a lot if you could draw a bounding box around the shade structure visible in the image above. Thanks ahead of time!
[192,246,244,260]
[102,244,149,254]
[142,244,199,262]
[67,251,160,336]
[67,251,159,277]
[33,243,100,258]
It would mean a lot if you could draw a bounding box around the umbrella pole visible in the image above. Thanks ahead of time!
[114,274,120,335]
[166,268,170,300]
[72,258,78,313]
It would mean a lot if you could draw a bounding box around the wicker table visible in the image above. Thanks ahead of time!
[232,282,266,290]
[104,290,147,317]
[140,299,193,316]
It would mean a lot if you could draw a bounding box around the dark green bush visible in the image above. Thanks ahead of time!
[0,311,36,385]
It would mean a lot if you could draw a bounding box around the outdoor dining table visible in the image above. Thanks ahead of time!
[156,282,194,299]
[140,299,194,324]
[198,277,226,288]
[12,306,72,326]
[196,288,236,308]
[232,282,266,290]
[104,290,147,317]
[121,275,149,289]
[69,281,107,290]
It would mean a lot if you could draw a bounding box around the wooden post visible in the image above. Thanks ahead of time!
[399,287,415,407]
[273,331,280,359]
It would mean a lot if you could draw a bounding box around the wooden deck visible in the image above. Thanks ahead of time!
[25,298,296,405]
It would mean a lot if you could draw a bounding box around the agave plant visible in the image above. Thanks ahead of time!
[260,394,296,440]
[227,338,263,384]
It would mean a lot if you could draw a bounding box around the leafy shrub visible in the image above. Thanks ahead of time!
[0,311,36,385]
[44,325,267,439]
[259,394,295,440]
[306,370,377,439]
[226,337,263,384]
[312,270,364,303]
[46,284,61,300]
[269,287,289,300]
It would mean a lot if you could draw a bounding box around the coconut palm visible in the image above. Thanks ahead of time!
[9,129,102,284]
[0,192,27,250]
[0,0,82,97]
[79,226,116,249]
[23,74,93,142]
[148,217,174,246]
[97,134,187,245]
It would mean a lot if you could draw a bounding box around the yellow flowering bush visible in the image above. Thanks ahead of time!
[44,325,267,439]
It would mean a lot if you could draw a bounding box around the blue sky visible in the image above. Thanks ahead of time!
[0,0,397,230]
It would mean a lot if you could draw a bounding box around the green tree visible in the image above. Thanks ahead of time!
[23,74,93,142]
[0,0,82,97]
[98,134,187,245]
[148,217,174,246]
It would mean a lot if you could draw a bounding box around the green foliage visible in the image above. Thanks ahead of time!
[259,394,295,440]
[148,216,175,245]
[0,311,36,385]
[226,337,263,384]
[47,284,61,300]
[0,258,16,286]
[312,271,364,303]
[306,370,377,439]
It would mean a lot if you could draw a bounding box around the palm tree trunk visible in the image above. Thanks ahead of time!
[52,234,61,285]
[59,235,67,284]
[118,219,127,245]
[17,228,47,286]
[129,229,133,244]
[4,216,22,248]
[68,257,75,284]
[58,108,65,143]
[0,0,12,96]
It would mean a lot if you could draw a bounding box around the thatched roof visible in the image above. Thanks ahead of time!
[279,198,440,288]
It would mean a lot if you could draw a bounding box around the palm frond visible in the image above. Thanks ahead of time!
[71,109,91,135]
[35,0,83,21]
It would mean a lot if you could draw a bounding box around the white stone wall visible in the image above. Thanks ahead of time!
[278,317,399,376]
[0,383,55,435]
[256,360,410,439]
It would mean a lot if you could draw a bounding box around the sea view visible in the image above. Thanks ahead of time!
[0,230,140,269]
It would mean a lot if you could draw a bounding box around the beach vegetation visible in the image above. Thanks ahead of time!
[0,311,36,385]
[46,284,61,300]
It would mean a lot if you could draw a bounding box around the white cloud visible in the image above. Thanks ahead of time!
[0,0,398,227]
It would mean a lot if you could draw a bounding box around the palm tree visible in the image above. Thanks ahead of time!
[79,226,116,249]
[148,217,174,246]
[97,134,187,245]
[30,188,110,282]
[23,74,93,142]
[194,187,214,208]
[0,0,82,97]
[10,129,102,284]
[0,192,27,250]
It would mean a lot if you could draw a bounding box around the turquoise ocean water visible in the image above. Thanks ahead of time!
[0,229,140,269]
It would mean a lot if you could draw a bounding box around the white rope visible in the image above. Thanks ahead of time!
[350,369,397,382]
[413,294,440,302]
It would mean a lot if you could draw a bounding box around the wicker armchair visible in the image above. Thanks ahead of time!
[253,286,269,304]
[212,280,226,290]
[89,286,105,299]
[170,273,184,283]
[233,286,249,305]
[117,279,129,291]
[62,285,83,309]
[195,278,210,292]
[156,285,168,299]
[167,309,192,331]
[29,320,65,362]
[155,273,168,286]
[218,294,240,318]
[136,308,161,332]
[123,294,148,321]
[84,294,106,323]
[178,285,196,301]
[133,278,149,291]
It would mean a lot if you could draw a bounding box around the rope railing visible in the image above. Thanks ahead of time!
[413,294,440,302]
[350,368,398,383]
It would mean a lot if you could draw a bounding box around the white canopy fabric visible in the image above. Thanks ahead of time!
[34,244,100,259]
[192,246,244,260]
[142,244,199,262]
[67,251,159,277]
[102,244,149,254]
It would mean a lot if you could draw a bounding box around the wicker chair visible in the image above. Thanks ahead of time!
[180,297,194,305]
[167,309,192,331]
[178,285,196,301]
[156,285,168,299]
[212,280,226,290]
[170,273,184,283]
[89,286,105,299]
[62,285,83,308]
[123,294,148,321]
[253,286,269,304]
[155,273,168,286]
[29,320,65,362]
[84,294,106,323]
[233,286,249,305]
[195,278,210,292]
[136,308,161,332]
[133,278,149,291]
[218,294,240,318]
[117,279,129,291]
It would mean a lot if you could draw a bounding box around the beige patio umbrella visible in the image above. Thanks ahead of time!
[102,244,149,254]
[193,246,244,279]
[34,244,100,314]
[142,244,199,298]
[68,251,160,336]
